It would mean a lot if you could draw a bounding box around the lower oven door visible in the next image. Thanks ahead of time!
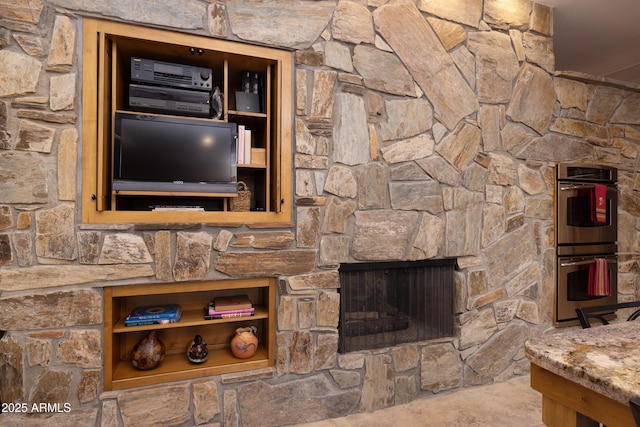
[556,253,618,323]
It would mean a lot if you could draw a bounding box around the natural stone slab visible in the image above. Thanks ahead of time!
[516,133,593,162]
[554,77,592,111]
[523,32,554,73]
[296,207,320,248]
[0,0,44,23]
[427,17,466,51]
[0,264,154,291]
[332,0,374,45]
[29,369,72,407]
[0,289,102,330]
[288,271,340,291]
[445,208,481,256]
[381,134,434,164]
[374,0,478,130]
[435,121,481,171]
[317,291,340,327]
[324,165,357,198]
[232,231,294,249]
[0,50,41,96]
[416,156,460,186]
[57,330,101,368]
[48,0,206,30]
[358,163,390,209]
[389,181,444,213]
[353,45,414,96]
[118,384,190,426]
[587,85,625,125]
[420,342,462,392]
[352,210,419,260]
[237,375,360,427]
[15,119,55,152]
[459,308,498,350]
[47,15,75,67]
[310,70,337,119]
[467,31,519,103]
[465,322,528,384]
[35,204,75,260]
[483,0,531,29]
[319,236,350,266]
[321,197,357,234]
[227,0,335,49]
[193,380,219,424]
[418,0,482,27]
[216,250,316,277]
[551,117,609,141]
[98,233,152,264]
[361,354,394,411]
[379,98,433,141]
[58,127,77,201]
[410,213,445,259]
[0,336,23,402]
[325,41,353,72]
[484,225,533,288]
[507,63,555,135]
[50,73,77,111]
[173,231,213,281]
[0,151,48,203]
[332,93,370,165]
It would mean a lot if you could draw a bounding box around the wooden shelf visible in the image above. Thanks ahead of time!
[104,278,275,391]
[113,306,269,332]
[111,346,270,389]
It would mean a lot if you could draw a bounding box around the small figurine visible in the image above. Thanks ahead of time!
[187,334,208,364]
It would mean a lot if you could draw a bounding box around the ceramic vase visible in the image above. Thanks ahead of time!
[230,326,258,359]
[187,334,208,364]
[130,330,165,370]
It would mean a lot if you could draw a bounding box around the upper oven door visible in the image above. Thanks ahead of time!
[557,181,618,245]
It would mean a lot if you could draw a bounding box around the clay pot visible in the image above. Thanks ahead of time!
[131,330,165,370]
[230,326,258,359]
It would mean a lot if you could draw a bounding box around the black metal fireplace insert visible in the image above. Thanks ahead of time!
[338,259,455,353]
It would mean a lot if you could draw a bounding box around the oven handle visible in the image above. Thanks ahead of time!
[560,184,600,191]
[560,258,617,267]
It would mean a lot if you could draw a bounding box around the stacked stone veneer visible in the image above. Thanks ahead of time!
[2,0,640,426]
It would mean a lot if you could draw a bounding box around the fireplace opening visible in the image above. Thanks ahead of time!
[338,259,455,353]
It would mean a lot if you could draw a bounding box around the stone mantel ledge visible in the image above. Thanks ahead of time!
[525,321,640,405]
[0,264,154,292]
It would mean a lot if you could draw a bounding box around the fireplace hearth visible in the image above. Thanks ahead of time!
[338,259,456,353]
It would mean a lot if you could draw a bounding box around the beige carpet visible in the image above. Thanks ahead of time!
[294,375,544,427]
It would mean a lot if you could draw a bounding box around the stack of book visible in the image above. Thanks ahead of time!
[124,304,182,326]
[205,294,254,320]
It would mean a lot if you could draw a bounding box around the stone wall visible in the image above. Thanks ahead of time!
[2,0,640,426]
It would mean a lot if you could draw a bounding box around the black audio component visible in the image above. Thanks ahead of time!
[129,84,211,117]
[131,57,213,91]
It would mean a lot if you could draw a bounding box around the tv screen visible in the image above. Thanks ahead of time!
[113,112,237,194]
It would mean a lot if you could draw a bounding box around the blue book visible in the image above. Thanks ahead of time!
[125,304,182,323]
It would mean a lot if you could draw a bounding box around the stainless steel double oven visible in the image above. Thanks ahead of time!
[555,163,618,325]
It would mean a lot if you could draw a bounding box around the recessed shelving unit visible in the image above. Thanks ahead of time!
[103,278,276,391]
[81,18,292,224]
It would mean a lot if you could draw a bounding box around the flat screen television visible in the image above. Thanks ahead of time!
[113,112,237,194]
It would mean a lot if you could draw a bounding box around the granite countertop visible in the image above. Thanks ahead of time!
[525,321,640,405]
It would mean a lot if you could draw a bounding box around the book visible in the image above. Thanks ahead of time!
[203,307,255,320]
[125,318,180,326]
[243,128,252,164]
[213,295,252,311]
[237,124,245,164]
[207,305,255,316]
[125,304,182,322]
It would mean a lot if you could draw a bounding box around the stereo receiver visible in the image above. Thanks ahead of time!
[131,57,213,91]
[129,84,210,117]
